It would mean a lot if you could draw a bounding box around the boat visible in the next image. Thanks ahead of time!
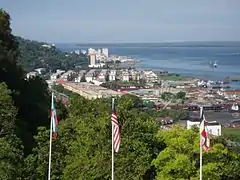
[213,60,218,68]
[209,60,218,68]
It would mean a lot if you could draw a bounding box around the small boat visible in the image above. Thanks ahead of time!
[213,60,218,68]
[209,60,218,68]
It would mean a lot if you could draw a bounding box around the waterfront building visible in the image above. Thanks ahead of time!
[88,48,95,54]
[89,53,96,67]
[97,49,102,55]
[102,48,109,58]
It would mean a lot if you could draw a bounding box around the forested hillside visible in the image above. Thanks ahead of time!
[1,8,240,180]
[16,36,88,72]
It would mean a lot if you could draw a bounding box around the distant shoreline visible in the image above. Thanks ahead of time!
[74,42,240,48]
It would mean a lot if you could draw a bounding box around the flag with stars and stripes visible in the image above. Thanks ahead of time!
[111,102,120,152]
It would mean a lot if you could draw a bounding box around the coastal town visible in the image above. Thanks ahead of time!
[2,4,240,180]
[26,47,240,138]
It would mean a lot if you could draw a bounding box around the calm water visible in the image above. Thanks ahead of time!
[56,43,240,88]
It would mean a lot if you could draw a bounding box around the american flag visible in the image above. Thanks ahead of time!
[111,102,120,153]
[51,93,58,140]
[200,107,210,152]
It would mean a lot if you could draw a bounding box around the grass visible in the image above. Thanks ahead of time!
[160,73,193,81]
[223,128,240,136]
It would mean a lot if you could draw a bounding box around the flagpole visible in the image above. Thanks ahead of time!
[48,92,54,180]
[200,131,202,180]
[112,98,115,180]
[199,106,203,180]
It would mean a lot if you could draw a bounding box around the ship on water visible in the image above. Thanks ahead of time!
[210,60,218,68]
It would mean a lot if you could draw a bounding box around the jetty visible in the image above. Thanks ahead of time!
[224,76,240,83]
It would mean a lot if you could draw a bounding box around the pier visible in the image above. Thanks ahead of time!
[224,76,240,83]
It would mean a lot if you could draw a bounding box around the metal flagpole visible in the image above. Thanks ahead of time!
[200,131,203,180]
[48,92,54,180]
[199,106,203,180]
[112,98,115,180]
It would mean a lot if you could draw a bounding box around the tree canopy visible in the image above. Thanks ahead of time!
[16,36,89,72]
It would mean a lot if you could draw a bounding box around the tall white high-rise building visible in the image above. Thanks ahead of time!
[88,48,95,55]
[102,48,109,58]
[89,53,96,66]
[97,49,102,55]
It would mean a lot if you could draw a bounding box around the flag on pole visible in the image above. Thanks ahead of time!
[111,101,120,153]
[51,93,58,140]
[199,107,210,152]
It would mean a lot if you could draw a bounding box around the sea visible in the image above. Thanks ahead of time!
[56,43,240,89]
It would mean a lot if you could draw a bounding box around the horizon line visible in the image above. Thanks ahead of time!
[53,40,240,44]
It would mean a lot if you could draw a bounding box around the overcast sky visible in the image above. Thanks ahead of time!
[1,0,240,43]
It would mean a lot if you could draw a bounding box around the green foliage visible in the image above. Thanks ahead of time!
[0,82,24,180]
[153,126,199,179]
[1,9,51,156]
[153,126,240,180]
[0,83,17,136]
[160,73,190,81]
[16,37,88,72]
[161,92,174,101]
[16,76,50,155]
[175,91,186,100]
[52,84,73,97]
[60,95,162,180]
[0,135,24,180]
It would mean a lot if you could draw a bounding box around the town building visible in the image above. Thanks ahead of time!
[89,53,96,67]
[34,68,46,75]
[187,120,222,136]
[122,70,130,82]
[102,48,109,57]
[60,70,75,81]
[144,71,158,83]
[26,72,38,79]
[62,82,123,100]
[97,69,107,82]
[50,70,65,80]
[109,70,116,81]
[85,69,96,82]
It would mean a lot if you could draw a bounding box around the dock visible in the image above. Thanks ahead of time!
[224,76,240,83]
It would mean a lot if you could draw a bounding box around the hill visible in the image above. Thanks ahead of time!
[16,37,88,72]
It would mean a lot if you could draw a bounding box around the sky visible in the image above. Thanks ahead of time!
[1,0,240,43]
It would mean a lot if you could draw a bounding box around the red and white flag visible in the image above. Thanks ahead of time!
[111,102,120,153]
[200,107,210,152]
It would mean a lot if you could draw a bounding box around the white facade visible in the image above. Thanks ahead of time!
[88,48,95,54]
[74,75,82,83]
[187,120,222,136]
[85,76,93,82]
[92,80,103,86]
[122,72,129,82]
[109,70,116,81]
[35,68,45,75]
[26,72,38,79]
[97,70,107,81]
[102,48,109,58]
[89,54,96,66]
